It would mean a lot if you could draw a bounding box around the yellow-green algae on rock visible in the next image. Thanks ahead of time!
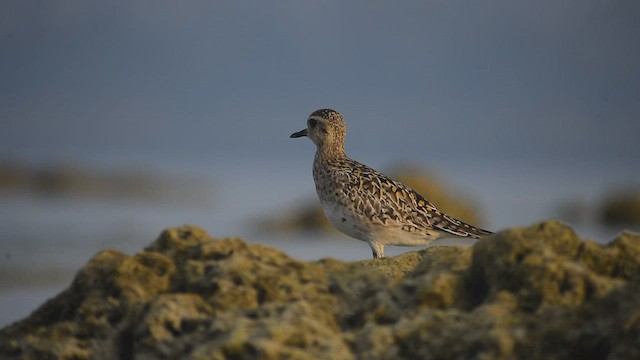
[1,222,639,359]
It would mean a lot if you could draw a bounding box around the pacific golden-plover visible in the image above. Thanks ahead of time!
[290,108,493,259]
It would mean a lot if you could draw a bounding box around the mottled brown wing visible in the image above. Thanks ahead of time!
[339,160,435,230]
[344,160,492,238]
[411,190,493,238]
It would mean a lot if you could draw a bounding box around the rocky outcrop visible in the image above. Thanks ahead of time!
[1,222,639,359]
[0,160,212,204]
[600,191,640,227]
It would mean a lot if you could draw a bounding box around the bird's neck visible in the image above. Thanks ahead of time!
[314,143,347,164]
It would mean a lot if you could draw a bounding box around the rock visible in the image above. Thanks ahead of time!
[0,160,213,205]
[259,165,486,234]
[600,191,640,227]
[260,203,335,234]
[1,222,640,359]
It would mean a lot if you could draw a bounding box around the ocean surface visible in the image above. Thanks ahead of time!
[1,152,637,327]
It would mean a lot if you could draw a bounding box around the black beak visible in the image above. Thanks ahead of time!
[290,129,308,138]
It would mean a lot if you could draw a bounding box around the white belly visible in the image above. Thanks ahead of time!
[320,201,372,242]
[320,200,440,247]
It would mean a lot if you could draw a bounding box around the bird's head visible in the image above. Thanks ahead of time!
[290,109,347,151]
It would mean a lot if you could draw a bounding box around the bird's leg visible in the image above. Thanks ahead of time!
[369,241,384,259]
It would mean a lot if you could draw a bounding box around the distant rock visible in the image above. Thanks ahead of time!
[260,165,486,234]
[1,222,639,359]
[0,160,212,205]
[600,191,640,227]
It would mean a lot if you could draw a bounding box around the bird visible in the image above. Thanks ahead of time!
[290,108,493,259]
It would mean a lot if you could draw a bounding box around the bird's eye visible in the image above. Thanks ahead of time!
[308,119,318,128]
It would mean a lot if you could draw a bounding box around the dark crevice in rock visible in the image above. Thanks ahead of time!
[116,324,135,360]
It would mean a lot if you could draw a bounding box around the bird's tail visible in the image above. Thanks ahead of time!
[437,213,493,239]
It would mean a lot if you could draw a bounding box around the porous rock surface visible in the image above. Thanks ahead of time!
[1,221,639,359]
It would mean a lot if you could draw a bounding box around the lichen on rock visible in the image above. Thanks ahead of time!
[1,221,639,359]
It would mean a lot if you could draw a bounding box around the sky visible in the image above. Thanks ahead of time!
[1,1,639,169]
